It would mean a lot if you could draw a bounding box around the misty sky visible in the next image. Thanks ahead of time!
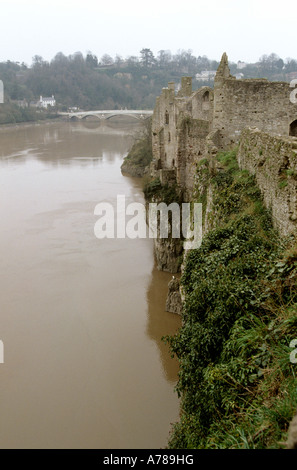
[1,0,295,66]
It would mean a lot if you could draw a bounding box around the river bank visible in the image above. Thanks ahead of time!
[0,116,65,133]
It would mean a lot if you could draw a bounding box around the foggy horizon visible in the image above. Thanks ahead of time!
[0,0,295,66]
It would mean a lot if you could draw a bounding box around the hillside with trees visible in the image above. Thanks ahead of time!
[0,49,296,124]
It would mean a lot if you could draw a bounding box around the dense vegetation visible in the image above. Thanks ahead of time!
[164,150,297,449]
[0,102,58,125]
[121,118,153,177]
[1,49,296,114]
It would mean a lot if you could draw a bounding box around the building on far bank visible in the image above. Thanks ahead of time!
[11,99,28,108]
[195,71,216,81]
[37,95,56,108]
[237,60,247,69]
[39,95,56,108]
[30,95,56,108]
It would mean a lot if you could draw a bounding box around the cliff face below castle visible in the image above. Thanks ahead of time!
[152,236,183,273]
[120,120,153,178]
[165,277,182,315]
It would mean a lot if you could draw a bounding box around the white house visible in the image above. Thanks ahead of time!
[195,71,217,81]
[39,95,56,108]
[237,61,247,70]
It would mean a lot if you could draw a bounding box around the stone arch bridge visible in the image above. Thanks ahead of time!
[60,109,153,121]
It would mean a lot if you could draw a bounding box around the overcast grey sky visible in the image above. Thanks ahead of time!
[1,0,295,65]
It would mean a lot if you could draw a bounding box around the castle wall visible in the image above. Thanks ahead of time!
[151,54,297,236]
[151,78,214,194]
[238,128,297,236]
[213,58,297,146]
[176,117,210,199]
[191,87,214,123]
[152,86,178,171]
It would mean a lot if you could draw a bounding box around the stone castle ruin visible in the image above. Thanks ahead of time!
[151,53,297,237]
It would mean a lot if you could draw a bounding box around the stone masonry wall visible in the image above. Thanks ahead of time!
[237,128,297,236]
[176,117,210,200]
[151,53,297,237]
[152,86,177,170]
[151,78,214,198]
[214,79,297,142]
[190,87,214,123]
[213,53,297,146]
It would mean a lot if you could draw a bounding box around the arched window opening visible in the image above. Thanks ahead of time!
[289,120,297,137]
[202,91,210,102]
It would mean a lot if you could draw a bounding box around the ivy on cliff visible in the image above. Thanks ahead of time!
[165,150,297,449]
[143,178,182,206]
[121,119,153,177]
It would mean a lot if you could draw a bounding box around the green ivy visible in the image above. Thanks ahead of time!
[165,150,297,449]
[143,178,182,205]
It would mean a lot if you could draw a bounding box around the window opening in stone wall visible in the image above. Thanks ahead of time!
[202,91,210,102]
[289,120,297,137]
[165,110,169,125]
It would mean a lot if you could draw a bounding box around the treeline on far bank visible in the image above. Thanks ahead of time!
[0,49,296,121]
[0,102,59,125]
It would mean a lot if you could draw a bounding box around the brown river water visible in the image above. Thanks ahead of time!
[0,119,181,449]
